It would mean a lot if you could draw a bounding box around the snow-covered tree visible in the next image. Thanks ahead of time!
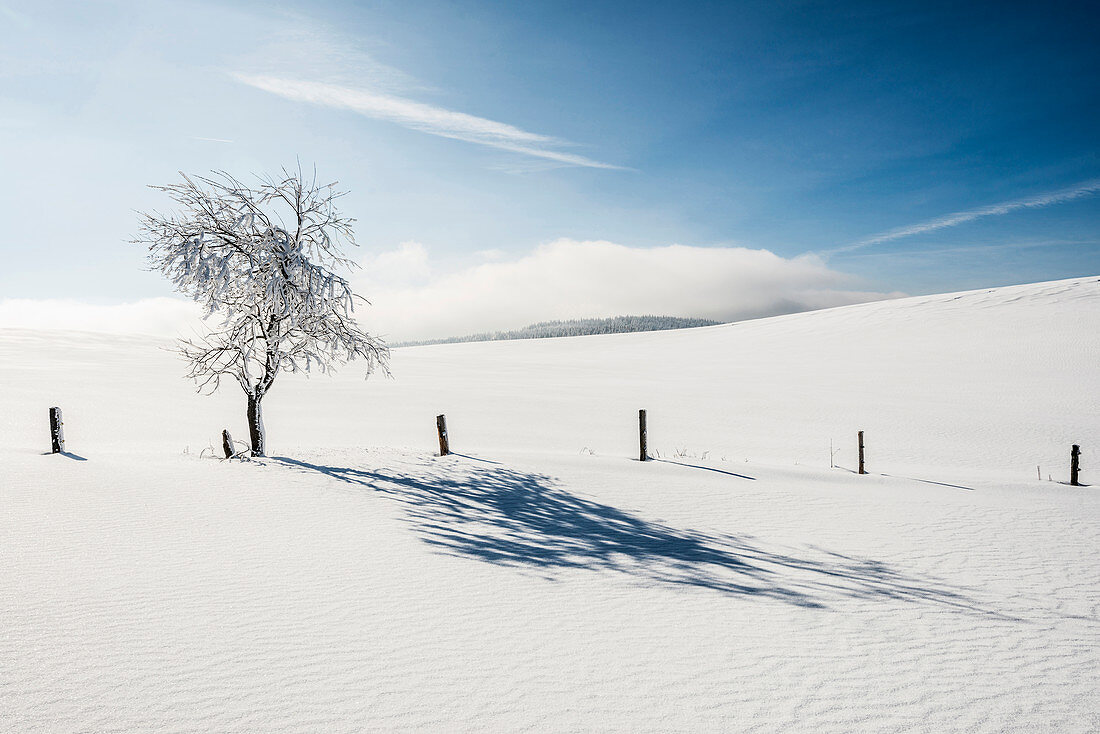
[135,168,389,456]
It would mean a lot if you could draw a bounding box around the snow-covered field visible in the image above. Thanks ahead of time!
[2,277,1098,732]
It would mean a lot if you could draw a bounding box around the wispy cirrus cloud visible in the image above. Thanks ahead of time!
[829,178,1100,255]
[234,73,622,170]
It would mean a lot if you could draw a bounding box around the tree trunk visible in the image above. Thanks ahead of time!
[247,393,266,456]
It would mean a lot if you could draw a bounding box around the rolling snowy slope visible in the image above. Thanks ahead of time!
[1,277,1098,732]
[3,276,1096,477]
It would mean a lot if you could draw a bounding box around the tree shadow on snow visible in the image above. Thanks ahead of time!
[271,455,991,613]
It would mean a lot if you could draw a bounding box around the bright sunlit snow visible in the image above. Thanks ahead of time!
[2,277,1097,732]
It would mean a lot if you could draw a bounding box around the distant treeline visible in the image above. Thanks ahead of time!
[394,315,722,347]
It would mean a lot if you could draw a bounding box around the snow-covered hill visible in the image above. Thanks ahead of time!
[2,277,1098,732]
[3,276,1096,477]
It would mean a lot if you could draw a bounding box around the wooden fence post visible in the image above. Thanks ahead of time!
[436,414,450,456]
[222,429,234,459]
[49,407,64,454]
[858,430,866,475]
[1071,444,1081,486]
[639,409,648,462]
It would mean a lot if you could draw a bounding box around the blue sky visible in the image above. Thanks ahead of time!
[1,0,1098,337]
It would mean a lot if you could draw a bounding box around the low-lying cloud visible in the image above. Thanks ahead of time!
[0,241,899,341]
[0,298,203,338]
[356,239,900,340]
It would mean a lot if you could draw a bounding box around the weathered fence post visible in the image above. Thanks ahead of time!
[222,429,234,459]
[49,407,64,454]
[858,430,866,475]
[1070,444,1081,486]
[436,414,450,456]
[639,409,648,462]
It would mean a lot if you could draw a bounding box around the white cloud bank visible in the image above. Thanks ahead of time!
[0,298,203,338]
[233,74,621,170]
[0,241,898,341]
[356,239,900,341]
